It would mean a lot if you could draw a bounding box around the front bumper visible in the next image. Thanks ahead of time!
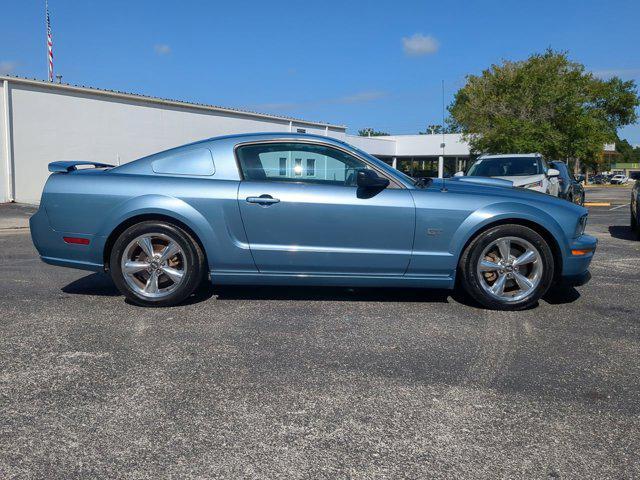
[560,234,597,283]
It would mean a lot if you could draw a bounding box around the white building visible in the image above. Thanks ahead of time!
[1,76,471,204]
[348,133,471,178]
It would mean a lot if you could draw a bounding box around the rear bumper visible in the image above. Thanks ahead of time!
[29,207,103,272]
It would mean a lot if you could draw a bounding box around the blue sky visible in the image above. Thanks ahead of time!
[1,0,639,143]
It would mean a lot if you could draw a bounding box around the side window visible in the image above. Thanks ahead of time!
[236,142,370,186]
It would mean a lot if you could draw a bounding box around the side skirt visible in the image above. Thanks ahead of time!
[210,271,455,289]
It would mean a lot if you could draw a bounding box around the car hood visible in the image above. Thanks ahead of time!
[451,176,513,188]
[428,177,583,212]
[491,174,545,187]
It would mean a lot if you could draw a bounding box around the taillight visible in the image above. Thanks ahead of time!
[63,237,90,245]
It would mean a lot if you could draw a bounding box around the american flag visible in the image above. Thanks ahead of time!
[46,1,53,82]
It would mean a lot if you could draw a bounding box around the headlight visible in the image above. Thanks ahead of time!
[575,214,587,237]
[522,180,543,189]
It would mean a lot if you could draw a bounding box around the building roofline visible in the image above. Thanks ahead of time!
[0,75,346,130]
[377,133,464,139]
[344,134,396,142]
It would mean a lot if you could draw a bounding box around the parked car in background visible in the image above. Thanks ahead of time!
[550,161,585,206]
[457,154,560,196]
[30,133,596,311]
[589,174,605,185]
[631,172,640,236]
[611,174,629,185]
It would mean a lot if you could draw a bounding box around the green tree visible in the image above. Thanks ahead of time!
[616,137,640,163]
[448,50,639,172]
[418,121,461,135]
[422,124,442,135]
[358,127,389,137]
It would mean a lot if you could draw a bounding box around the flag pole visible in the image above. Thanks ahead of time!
[45,0,47,81]
[46,0,53,82]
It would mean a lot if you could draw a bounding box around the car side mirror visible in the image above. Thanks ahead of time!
[454,171,465,177]
[357,169,390,189]
[547,168,560,178]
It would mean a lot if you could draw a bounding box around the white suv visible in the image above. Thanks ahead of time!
[457,153,560,196]
[610,174,628,185]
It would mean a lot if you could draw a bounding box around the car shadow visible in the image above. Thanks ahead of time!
[62,272,120,296]
[61,273,581,308]
[209,284,452,304]
[61,273,452,304]
[543,286,581,305]
[61,272,216,306]
[608,225,637,241]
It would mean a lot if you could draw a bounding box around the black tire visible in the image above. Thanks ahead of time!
[109,221,206,307]
[458,224,555,311]
[632,209,639,236]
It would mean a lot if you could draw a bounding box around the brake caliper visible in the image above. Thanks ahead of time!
[483,252,499,282]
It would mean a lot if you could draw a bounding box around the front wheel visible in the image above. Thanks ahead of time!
[459,225,555,310]
[109,221,206,307]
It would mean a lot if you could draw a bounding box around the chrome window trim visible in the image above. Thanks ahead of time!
[233,138,405,189]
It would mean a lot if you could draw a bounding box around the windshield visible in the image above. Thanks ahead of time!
[467,157,543,177]
[347,144,416,186]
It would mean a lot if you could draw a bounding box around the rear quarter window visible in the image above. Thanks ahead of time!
[152,148,215,176]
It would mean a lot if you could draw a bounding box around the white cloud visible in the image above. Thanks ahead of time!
[154,44,171,56]
[338,90,386,104]
[0,61,18,75]
[402,33,439,57]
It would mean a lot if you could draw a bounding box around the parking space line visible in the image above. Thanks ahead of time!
[584,202,611,207]
[608,203,630,211]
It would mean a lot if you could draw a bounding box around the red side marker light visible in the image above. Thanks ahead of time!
[63,236,90,245]
[571,249,591,256]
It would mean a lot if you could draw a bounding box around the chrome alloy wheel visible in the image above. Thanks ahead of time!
[476,236,542,303]
[121,233,187,299]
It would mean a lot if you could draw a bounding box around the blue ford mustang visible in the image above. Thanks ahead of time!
[30,133,596,310]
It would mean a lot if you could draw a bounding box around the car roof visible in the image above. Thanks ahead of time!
[210,131,346,145]
[111,132,416,187]
[165,132,352,152]
[478,153,542,159]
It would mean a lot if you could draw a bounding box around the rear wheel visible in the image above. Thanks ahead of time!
[459,225,555,310]
[109,221,205,307]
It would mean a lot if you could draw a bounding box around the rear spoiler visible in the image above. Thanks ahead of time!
[48,161,114,173]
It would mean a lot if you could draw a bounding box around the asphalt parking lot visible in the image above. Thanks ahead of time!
[1,186,639,479]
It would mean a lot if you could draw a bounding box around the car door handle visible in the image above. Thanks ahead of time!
[246,195,280,205]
